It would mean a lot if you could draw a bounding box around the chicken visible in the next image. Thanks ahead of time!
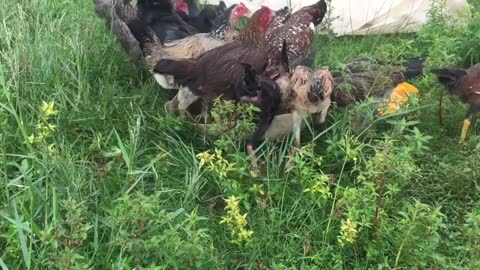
[266,0,327,68]
[238,43,333,166]
[178,1,228,33]
[93,0,192,64]
[281,65,334,149]
[93,0,144,64]
[94,0,114,20]
[432,64,480,144]
[127,3,250,91]
[152,6,276,114]
[137,0,200,43]
[238,63,282,167]
[112,1,144,64]
[331,57,425,107]
[377,82,419,116]
[266,6,291,35]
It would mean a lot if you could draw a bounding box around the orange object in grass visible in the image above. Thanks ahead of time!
[378,82,419,116]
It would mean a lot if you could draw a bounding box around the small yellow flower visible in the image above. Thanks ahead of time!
[220,215,233,225]
[27,101,58,146]
[27,134,36,144]
[196,151,210,167]
[224,195,240,212]
[236,213,248,227]
[220,195,253,245]
[214,148,222,159]
[237,229,253,242]
[338,218,358,246]
[47,144,55,153]
[40,101,57,118]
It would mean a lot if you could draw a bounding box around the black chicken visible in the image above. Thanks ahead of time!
[178,1,228,33]
[137,0,227,43]
[137,0,199,43]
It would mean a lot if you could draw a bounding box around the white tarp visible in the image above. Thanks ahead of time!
[202,0,469,36]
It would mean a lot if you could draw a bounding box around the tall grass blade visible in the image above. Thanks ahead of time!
[13,202,30,269]
[0,258,9,270]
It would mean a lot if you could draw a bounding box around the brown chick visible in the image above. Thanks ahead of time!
[282,65,334,148]
[432,64,480,144]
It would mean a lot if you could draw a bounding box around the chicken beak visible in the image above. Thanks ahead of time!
[460,118,471,144]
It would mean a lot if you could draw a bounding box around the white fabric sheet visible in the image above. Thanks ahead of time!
[202,0,469,36]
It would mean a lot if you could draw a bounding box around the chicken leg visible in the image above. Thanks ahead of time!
[316,98,331,124]
[165,95,180,114]
[292,109,304,149]
[177,87,200,116]
[460,119,471,145]
[247,107,277,172]
[460,107,478,144]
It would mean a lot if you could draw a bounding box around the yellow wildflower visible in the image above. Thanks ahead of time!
[237,229,253,243]
[338,218,358,246]
[40,101,57,118]
[236,213,248,227]
[220,195,253,245]
[27,100,58,146]
[224,195,240,212]
[220,215,233,225]
[196,148,237,179]
[304,175,331,201]
[214,148,222,159]
[27,134,36,144]
[196,151,213,167]
[47,144,55,153]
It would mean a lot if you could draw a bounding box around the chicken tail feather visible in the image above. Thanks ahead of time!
[154,59,196,87]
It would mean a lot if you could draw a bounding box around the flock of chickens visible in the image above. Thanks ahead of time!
[94,0,479,167]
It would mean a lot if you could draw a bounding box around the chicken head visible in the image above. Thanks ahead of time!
[173,0,189,15]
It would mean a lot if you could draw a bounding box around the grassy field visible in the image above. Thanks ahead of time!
[1,0,479,269]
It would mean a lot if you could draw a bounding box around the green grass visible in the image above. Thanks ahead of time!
[1,0,479,269]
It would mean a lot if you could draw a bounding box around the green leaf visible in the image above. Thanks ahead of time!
[13,202,30,268]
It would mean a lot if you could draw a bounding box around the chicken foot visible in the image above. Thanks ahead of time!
[460,107,478,144]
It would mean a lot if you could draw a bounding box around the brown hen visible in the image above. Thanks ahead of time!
[127,3,249,91]
[152,6,276,113]
[266,0,327,67]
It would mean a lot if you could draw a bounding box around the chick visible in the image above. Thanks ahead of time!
[281,65,334,148]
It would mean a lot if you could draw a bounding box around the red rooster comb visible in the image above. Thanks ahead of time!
[235,2,249,15]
